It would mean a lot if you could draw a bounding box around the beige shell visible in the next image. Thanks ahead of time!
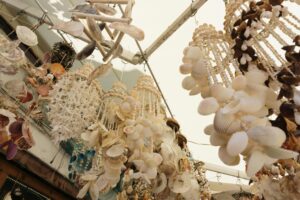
[191,59,208,80]
[210,133,227,146]
[86,17,103,41]
[213,111,242,134]
[16,26,38,46]
[218,146,240,166]
[198,97,219,115]
[109,22,144,41]
[94,3,117,15]
[247,126,286,147]
[51,21,84,37]
[232,75,247,90]
[179,63,192,74]
[264,146,299,160]
[182,76,196,90]
[210,84,234,102]
[245,69,268,85]
[182,46,201,63]
[106,143,124,157]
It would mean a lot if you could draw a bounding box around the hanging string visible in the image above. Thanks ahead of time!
[188,140,211,146]
[120,60,127,81]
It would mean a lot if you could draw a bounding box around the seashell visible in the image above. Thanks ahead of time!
[89,182,99,200]
[0,64,18,75]
[221,99,241,115]
[81,130,99,147]
[182,76,196,90]
[124,0,135,18]
[226,131,248,156]
[210,133,227,146]
[179,63,192,74]
[204,124,215,135]
[88,62,112,83]
[86,17,103,41]
[182,46,201,63]
[214,111,242,134]
[70,4,98,14]
[0,109,16,119]
[295,112,300,125]
[218,146,240,166]
[77,182,91,199]
[36,85,51,97]
[198,97,219,115]
[109,22,144,41]
[191,59,208,79]
[245,69,268,85]
[51,21,84,37]
[153,173,167,194]
[76,41,96,60]
[0,114,9,128]
[239,96,265,114]
[4,80,26,97]
[293,89,300,106]
[16,26,38,46]
[189,85,202,96]
[1,48,25,62]
[9,119,24,138]
[6,140,18,160]
[247,126,286,147]
[49,63,65,78]
[81,174,98,181]
[246,150,266,177]
[168,172,191,194]
[94,3,117,15]
[264,146,298,159]
[201,86,211,98]
[210,84,234,102]
[232,75,247,90]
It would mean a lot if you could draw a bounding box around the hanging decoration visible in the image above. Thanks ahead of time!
[179,0,300,183]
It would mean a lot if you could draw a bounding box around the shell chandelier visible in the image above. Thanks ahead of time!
[180,0,300,199]
[74,75,211,200]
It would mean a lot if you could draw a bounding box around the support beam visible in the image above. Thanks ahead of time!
[136,0,208,63]
[204,162,250,180]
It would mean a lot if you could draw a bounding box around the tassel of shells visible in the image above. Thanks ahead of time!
[75,75,210,200]
[180,0,300,180]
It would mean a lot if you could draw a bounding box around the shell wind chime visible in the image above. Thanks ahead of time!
[52,0,144,64]
[75,75,210,200]
[179,0,300,182]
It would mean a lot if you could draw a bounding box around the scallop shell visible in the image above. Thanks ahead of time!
[247,126,286,147]
[226,131,248,156]
[109,22,144,41]
[264,146,299,159]
[16,26,38,46]
[179,63,192,74]
[182,76,196,90]
[232,75,247,90]
[246,150,266,177]
[94,3,117,15]
[198,97,219,115]
[218,146,240,166]
[211,84,234,102]
[214,111,242,134]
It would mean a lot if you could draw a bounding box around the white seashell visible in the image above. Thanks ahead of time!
[210,133,227,146]
[16,26,38,46]
[182,76,196,90]
[218,146,240,166]
[246,150,266,177]
[266,88,281,111]
[264,146,299,159]
[221,99,241,115]
[232,75,247,90]
[191,59,208,79]
[189,85,202,96]
[96,175,109,192]
[293,89,300,106]
[106,143,124,157]
[109,22,144,41]
[210,84,234,102]
[247,126,286,147]
[295,112,300,125]
[245,69,268,85]
[182,46,201,63]
[226,131,248,156]
[239,96,265,114]
[169,172,191,194]
[214,111,242,134]
[94,3,117,15]
[179,63,192,74]
[198,97,219,115]
[51,21,84,37]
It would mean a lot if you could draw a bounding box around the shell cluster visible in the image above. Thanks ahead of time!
[180,0,300,180]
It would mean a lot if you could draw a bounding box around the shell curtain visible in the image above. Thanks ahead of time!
[180,0,300,199]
